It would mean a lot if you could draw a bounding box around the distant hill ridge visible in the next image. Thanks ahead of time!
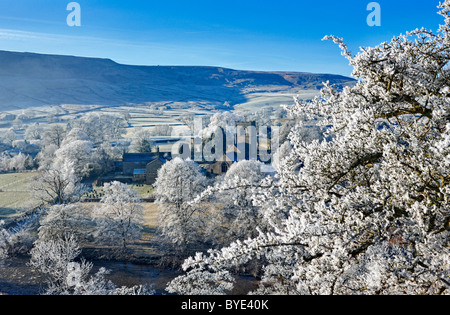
[0,50,356,110]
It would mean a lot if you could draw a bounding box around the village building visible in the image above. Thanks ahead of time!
[145,157,167,185]
[124,152,170,185]
[96,150,171,186]
[194,121,274,177]
[202,154,235,176]
[96,121,273,185]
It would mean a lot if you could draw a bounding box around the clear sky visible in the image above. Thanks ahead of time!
[0,0,445,76]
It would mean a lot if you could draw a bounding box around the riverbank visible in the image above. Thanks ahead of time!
[0,252,258,295]
[0,254,181,295]
[1,195,258,295]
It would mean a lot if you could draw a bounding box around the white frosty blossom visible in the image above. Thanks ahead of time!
[0,221,10,261]
[167,1,450,295]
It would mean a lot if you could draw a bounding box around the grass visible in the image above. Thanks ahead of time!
[77,201,161,258]
[84,184,155,199]
[0,172,42,223]
[80,201,159,230]
[130,184,156,199]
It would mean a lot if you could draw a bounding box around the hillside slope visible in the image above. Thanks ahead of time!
[0,50,355,110]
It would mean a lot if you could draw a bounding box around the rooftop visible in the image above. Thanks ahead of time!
[123,153,156,162]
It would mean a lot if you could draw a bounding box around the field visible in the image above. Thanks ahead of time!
[0,170,161,255]
[234,89,320,112]
[0,171,157,223]
[0,172,42,223]
[0,86,318,139]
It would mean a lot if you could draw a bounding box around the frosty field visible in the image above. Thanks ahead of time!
[0,172,42,223]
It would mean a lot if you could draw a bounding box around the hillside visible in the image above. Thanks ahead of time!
[0,50,355,111]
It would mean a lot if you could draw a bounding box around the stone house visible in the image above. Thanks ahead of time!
[145,158,167,185]
[123,153,155,176]
[202,154,235,176]
[123,152,170,185]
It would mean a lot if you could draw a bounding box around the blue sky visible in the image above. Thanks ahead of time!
[0,0,445,76]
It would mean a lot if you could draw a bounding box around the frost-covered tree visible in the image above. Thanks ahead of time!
[166,268,235,295]
[209,160,268,245]
[61,127,91,145]
[151,124,173,137]
[0,221,10,261]
[168,2,450,295]
[1,128,17,146]
[92,181,144,250]
[0,152,27,171]
[94,142,123,175]
[207,112,243,133]
[32,162,85,205]
[29,234,153,295]
[155,157,209,252]
[42,124,67,148]
[38,204,87,242]
[55,129,96,178]
[179,113,197,133]
[55,140,95,178]
[29,234,84,292]
[24,123,44,141]
[71,113,127,144]
[129,127,154,153]
[66,263,155,295]
[36,143,59,171]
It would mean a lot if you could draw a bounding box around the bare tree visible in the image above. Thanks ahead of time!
[32,162,85,205]
[42,124,67,148]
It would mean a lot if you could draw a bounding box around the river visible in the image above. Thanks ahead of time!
[0,255,180,295]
